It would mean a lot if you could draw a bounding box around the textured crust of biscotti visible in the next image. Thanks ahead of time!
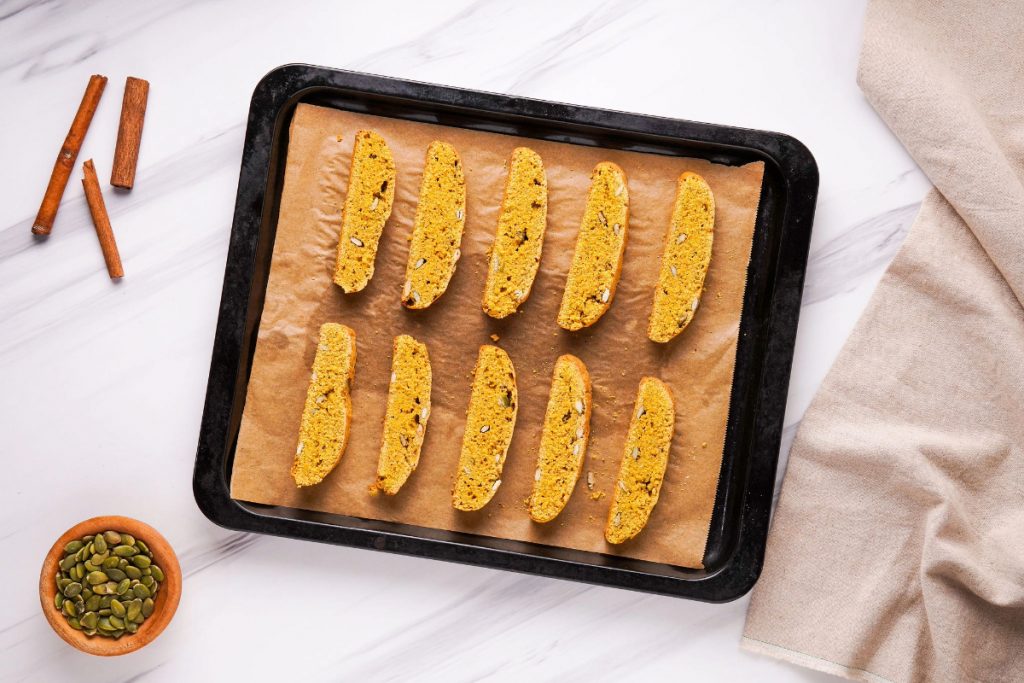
[374,335,431,495]
[333,131,396,293]
[291,323,357,487]
[605,377,674,544]
[482,147,548,318]
[557,162,629,330]
[452,345,518,511]
[648,172,716,343]
[402,141,466,309]
[528,355,591,523]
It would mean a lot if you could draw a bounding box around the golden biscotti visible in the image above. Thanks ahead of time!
[482,147,548,318]
[528,354,592,523]
[333,131,396,293]
[291,323,357,487]
[452,345,518,511]
[373,334,432,495]
[648,172,716,342]
[402,140,466,309]
[557,162,629,330]
[605,377,674,544]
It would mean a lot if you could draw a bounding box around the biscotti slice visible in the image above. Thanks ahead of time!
[291,323,357,487]
[452,345,518,511]
[605,377,674,544]
[482,147,548,318]
[333,131,396,293]
[528,355,591,523]
[374,335,432,495]
[402,141,466,309]
[557,162,629,330]
[648,172,716,342]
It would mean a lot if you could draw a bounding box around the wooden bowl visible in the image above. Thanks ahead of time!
[39,516,181,656]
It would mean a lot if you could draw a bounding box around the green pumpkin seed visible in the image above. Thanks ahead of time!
[85,571,107,585]
[53,530,163,639]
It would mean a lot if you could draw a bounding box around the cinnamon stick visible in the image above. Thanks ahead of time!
[32,74,108,236]
[81,159,124,279]
[110,77,149,189]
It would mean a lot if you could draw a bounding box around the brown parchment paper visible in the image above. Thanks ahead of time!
[230,103,764,569]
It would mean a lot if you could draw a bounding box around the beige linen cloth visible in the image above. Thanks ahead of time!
[742,1,1024,681]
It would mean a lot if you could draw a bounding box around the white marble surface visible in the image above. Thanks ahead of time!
[0,1,930,680]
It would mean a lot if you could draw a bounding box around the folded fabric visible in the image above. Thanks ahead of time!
[742,1,1024,681]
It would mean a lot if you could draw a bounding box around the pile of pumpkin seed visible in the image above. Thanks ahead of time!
[53,530,164,638]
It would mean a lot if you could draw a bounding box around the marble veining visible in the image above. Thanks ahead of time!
[0,1,926,681]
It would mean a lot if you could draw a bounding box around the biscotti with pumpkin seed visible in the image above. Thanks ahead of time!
[557,162,629,330]
[374,334,431,495]
[452,345,518,511]
[605,377,674,544]
[648,172,715,342]
[402,141,466,309]
[333,131,396,293]
[482,147,547,318]
[528,354,591,523]
[291,323,357,487]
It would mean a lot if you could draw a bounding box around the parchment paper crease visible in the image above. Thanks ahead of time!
[230,103,764,569]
